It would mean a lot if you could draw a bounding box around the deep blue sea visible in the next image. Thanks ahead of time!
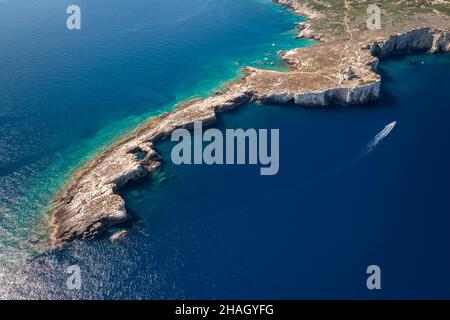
[1,0,450,299]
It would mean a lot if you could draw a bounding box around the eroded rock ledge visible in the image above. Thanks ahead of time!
[47,1,450,248]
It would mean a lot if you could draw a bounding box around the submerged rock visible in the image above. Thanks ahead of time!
[110,230,128,241]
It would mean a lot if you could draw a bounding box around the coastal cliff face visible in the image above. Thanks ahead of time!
[371,28,450,58]
[258,81,381,106]
[46,1,450,248]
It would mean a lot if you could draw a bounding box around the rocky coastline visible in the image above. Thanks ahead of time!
[274,0,323,20]
[46,1,450,248]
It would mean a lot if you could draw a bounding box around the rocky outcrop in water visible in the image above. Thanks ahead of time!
[110,230,128,241]
[371,28,450,58]
[258,81,380,106]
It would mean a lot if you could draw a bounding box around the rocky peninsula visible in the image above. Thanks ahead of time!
[47,0,450,248]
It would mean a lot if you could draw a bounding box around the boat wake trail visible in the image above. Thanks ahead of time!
[353,121,397,163]
[310,121,397,184]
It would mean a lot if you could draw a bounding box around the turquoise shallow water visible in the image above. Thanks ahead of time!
[2,0,450,300]
[0,0,308,268]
